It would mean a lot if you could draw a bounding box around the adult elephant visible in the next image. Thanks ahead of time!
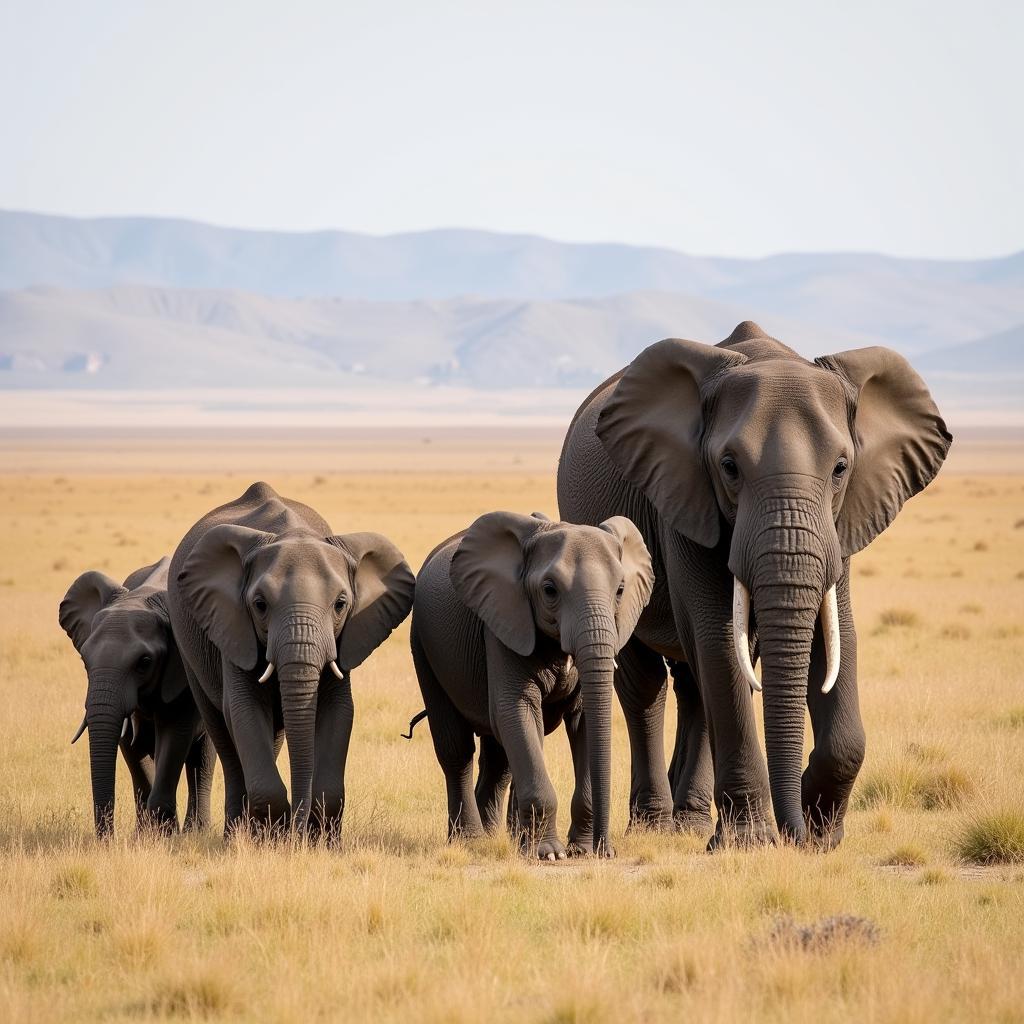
[168,481,414,838]
[557,322,951,847]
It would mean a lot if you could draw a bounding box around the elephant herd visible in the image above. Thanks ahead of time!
[60,323,951,856]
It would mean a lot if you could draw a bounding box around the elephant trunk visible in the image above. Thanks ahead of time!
[274,616,330,831]
[730,487,841,843]
[85,679,128,838]
[573,605,617,855]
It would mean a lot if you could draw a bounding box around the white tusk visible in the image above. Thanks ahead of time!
[258,662,275,684]
[71,714,87,745]
[129,713,137,745]
[820,585,841,694]
[330,661,344,680]
[120,718,129,739]
[732,577,762,693]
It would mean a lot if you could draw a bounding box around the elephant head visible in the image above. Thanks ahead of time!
[59,560,185,837]
[177,527,414,826]
[596,322,951,841]
[450,511,654,854]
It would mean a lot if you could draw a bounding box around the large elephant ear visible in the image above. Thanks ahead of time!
[816,346,952,556]
[330,533,415,671]
[177,525,274,671]
[449,511,544,657]
[59,571,127,652]
[596,338,747,547]
[599,517,655,651]
[144,590,189,704]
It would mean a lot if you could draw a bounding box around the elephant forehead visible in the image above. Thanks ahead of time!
[528,527,620,575]
[712,362,851,443]
[84,607,163,653]
[249,539,350,587]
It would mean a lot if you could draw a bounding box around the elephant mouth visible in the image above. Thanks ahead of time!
[731,577,840,694]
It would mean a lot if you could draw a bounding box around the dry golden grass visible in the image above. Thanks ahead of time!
[1,429,1023,1022]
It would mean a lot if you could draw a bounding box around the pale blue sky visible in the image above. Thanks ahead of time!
[1,0,1020,258]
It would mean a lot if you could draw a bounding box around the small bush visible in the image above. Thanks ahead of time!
[998,707,1024,729]
[50,863,96,900]
[767,914,880,953]
[920,868,949,885]
[955,811,1024,865]
[882,844,927,867]
[856,762,974,811]
[940,623,971,640]
[878,607,919,629]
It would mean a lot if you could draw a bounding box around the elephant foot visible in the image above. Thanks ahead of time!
[706,816,777,851]
[521,834,567,861]
[625,807,675,834]
[672,809,713,837]
[804,809,846,851]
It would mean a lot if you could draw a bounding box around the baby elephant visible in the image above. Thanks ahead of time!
[411,511,653,858]
[60,557,215,837]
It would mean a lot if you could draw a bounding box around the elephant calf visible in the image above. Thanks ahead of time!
[411,511,654,859]
[168,481,415,839]
[60,557,215,837]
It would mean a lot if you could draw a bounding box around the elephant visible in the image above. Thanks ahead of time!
[410,511,654,859]
[557,321,951,848]
[167,481,414,839]
[59,557,215,838]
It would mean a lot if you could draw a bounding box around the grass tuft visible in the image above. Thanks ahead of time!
[856,761,975,811]
[878,607,920,629]
[955,810,1024,865]
[881,844,928,867]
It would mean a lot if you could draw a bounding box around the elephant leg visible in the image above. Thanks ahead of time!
[667,659,714,836]
[506,780,518,836]
[693,645,775,849]
[493,693,563,860]
[412,630,484,840]
[614,637,673,830]
[183,731,216,832]
[564,702,594,855]
[187,665,246,836]
[310,674,354,845]
[802,564,864,848]
[223,665,289,835]
[475,734,511,834]
[147,715,197,834]
[119,727,155,830]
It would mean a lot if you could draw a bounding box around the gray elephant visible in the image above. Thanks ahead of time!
[558,321,951,847]
[411,511,653,859]
[59,557,215,837]
[167,481,414,839]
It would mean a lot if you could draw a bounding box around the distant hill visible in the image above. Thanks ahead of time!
[3,210,1023,354]
[0,286,868,390]
[0,210,1021,424]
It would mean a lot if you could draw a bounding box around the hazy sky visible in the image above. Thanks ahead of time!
[1,1,1020,259]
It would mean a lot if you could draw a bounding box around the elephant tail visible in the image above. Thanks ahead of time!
[400,709,428,740]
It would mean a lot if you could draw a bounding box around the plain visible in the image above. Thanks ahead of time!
[1,427,1022,1023]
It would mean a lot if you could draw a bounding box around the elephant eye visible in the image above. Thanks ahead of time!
[334,596,347,614]
[720,456,739,480]
[542,580,558,600]
[136,654,153,673]
[253,595,268,614]
[833,458,849,479]
[616,582,625,602]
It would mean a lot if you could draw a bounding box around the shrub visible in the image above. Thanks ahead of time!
[878,607,919,629]
[955,811,1024,865]
[882,844,927,867]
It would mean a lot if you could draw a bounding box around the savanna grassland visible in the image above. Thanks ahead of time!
[1,427,1023,1023]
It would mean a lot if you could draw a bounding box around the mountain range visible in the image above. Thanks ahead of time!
[0,209,1021,417]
